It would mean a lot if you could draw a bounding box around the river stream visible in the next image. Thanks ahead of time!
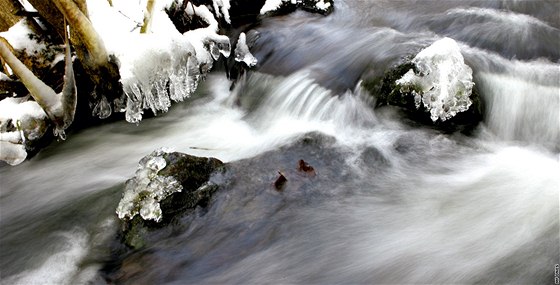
[1,0,559,284]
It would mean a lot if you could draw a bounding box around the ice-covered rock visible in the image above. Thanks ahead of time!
[117,149,224,248]
[116,148,183,222]
[116,149,225,222]
[395,37,475,122]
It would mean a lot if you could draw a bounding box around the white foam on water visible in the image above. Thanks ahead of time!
[1,229,90,285]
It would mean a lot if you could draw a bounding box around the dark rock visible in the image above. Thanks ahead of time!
[228,0,267,28]
[300,0,335,15]
[158,152,224,216]
[165,1,210,34]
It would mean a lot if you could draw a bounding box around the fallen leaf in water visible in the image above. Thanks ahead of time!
[274,171,287,190]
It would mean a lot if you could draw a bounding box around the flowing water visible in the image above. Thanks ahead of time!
[1,0,559,284]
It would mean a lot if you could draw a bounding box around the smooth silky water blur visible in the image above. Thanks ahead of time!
[1,0,559,284]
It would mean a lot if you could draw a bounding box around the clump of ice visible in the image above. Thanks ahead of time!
[234,32,257,67]
[116,148,183,222]
[315,0,331,11]
[396,37,474,122]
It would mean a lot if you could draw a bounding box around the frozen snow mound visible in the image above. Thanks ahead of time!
[260,0,334,16]
[235,32,257,67]
[396,37,475,122]
[0,97,48,165]
[116,148,183,222]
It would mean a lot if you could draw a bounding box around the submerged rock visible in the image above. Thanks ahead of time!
[362,38,483,133]
[117,149,224,249]
[103,131,390,282]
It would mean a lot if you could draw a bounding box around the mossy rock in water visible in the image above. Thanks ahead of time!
[121,152,224,249]
[361,61,483,134]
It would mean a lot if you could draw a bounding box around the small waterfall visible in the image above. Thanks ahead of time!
[478,72,559,149]
[233,71,378,131]
[464,48,560,150]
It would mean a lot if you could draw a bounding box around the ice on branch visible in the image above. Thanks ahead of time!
[182,3,231,66]
[119,36,201,124]
[95,1,232,123]
[116,148,183,222]
[234,32,257,67]
[396,37,474,122]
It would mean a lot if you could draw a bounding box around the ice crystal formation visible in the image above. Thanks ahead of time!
[396,37,475,122]
[116,149,183,222]
[116,3,228,124]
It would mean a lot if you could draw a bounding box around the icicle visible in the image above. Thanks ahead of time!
[92,95,112,119]
[125,84,144,124]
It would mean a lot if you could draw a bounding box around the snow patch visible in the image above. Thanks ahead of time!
[396,37,474,122]
[0,97,47,124]
[0,20,46,54]
[260,0,284,14]
[316,0,331,11]
[0,97,48,165]
[0,98,45,165]
[0,141,27,165]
